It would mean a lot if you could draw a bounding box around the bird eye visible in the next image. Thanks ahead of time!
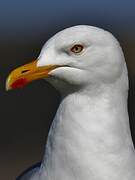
[70,44,84,54]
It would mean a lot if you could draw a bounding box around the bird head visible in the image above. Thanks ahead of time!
[6,25,126,93]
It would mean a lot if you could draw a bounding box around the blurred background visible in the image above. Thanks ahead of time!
[0,0,135,179]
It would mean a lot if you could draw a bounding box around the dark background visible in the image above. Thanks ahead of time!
[0,0,135,179]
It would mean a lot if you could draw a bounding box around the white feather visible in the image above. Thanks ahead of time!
[28,25,135,180]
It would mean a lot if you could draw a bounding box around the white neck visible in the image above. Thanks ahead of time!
[40,70,135,180]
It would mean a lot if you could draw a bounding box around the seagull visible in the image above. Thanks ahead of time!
[6,25,135,180]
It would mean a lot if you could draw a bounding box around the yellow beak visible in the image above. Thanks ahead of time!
[6,59,60,90]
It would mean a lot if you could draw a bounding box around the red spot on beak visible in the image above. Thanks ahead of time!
[11,78,28,89]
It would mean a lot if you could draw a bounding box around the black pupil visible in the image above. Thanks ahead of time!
[74,45,82,52]
[71,45,83,53]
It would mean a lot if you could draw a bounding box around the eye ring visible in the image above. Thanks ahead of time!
[70,44,84,54]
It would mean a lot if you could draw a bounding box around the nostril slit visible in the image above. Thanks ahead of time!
[21,70,30,74]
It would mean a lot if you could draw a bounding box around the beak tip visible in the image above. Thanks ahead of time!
[5,82,11,91]
[6,75,12,91]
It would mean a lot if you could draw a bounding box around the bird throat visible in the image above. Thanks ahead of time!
[40,86,135,180]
